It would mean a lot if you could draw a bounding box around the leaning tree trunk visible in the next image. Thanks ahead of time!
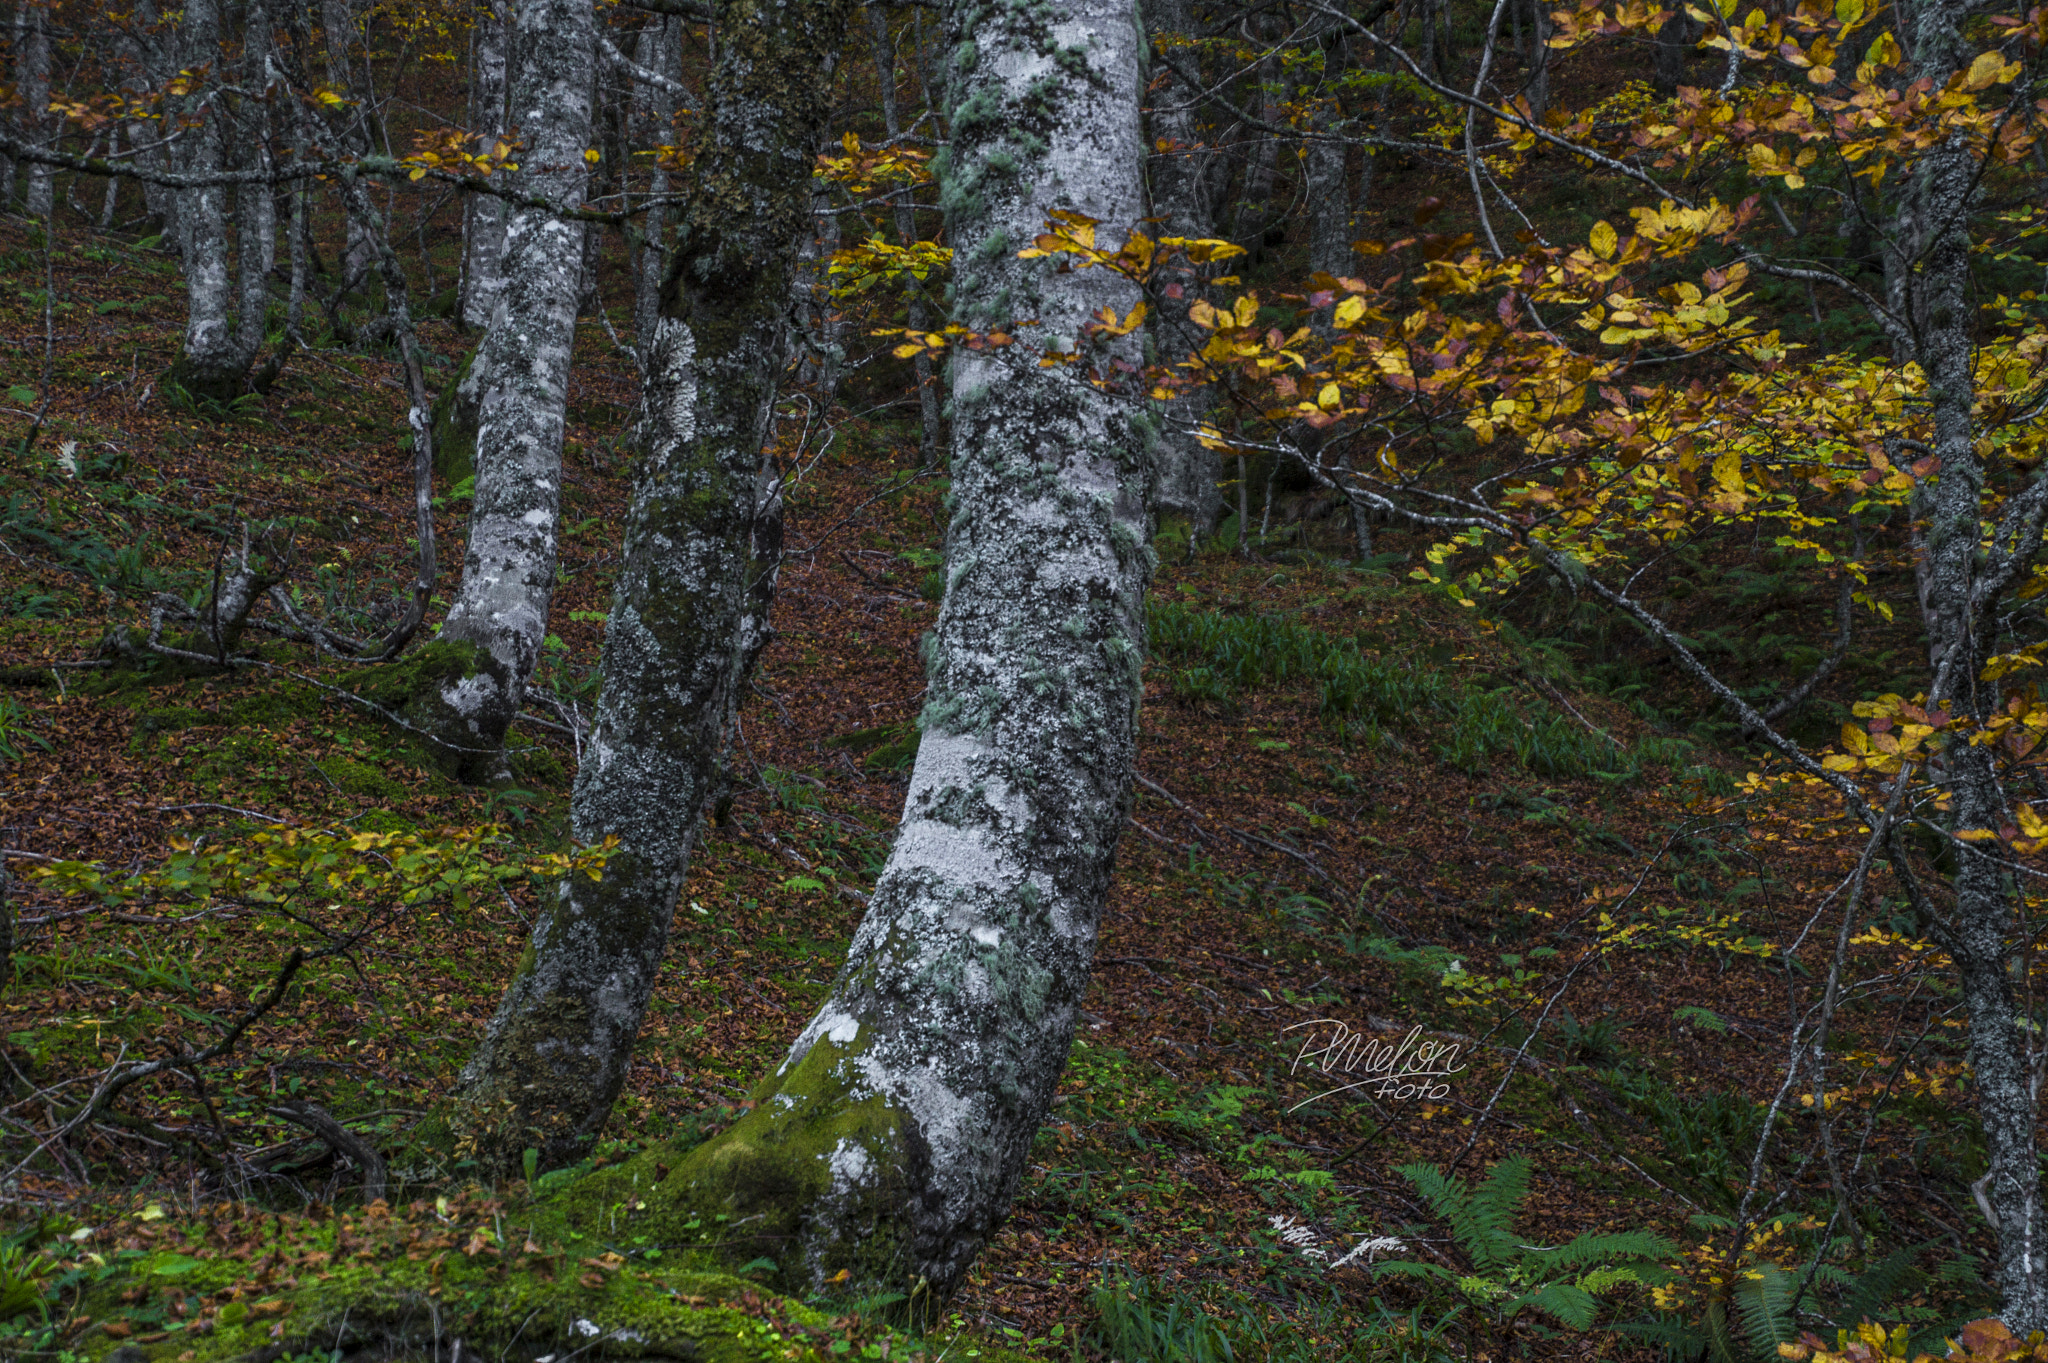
[1144,0,1224,534]
[658,0,1150,1303]
[406,0,593,782]
[427,0,855,1172]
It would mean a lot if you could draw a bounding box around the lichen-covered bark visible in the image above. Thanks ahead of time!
[1916,131,2048,1341]
[166,0,264,403]
[1143,0,1223,531]
[436,0,854,1173]
[459,5,509,331]
[1895,0,2047,1331]
[413,0,594,781]
[673,0,1151,1302]
[18,0,51,219]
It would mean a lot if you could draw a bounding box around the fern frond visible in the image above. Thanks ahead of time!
[1836,1242,1930,1330]
[1540,1230,1680,1270]
[1398,1160,1517,1273]
[1736,1262,1803,1356]
[1522,1281,1601,1330]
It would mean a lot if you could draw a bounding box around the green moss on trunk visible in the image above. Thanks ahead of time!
[551,1029,929,1307]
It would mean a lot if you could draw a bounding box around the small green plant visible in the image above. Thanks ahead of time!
[0,694,51,763]
[1622,1231,1988,1363]
[0,1244,51,1323]
[1373,1156,1675,1359]
[1092,1274,1235,1363]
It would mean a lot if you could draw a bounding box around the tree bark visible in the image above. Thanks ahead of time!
[661,0,1150,1303]
[1652,6,1691,93]
[459,1,509,331]
[19,0,51,219]
[430,0,853,1171]
[167,0,266,402]
[408,0,594,782]
[1892,0,2047,1331]
[628,13,678,362]
[1143,0,1223,533]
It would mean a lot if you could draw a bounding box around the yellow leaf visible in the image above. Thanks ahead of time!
[1821,754,1860,771]
[1712,448,1743,493]
[1333,295,1366,328]
[1954,828,1999,842]
[891,343,926,359]
[1318,382,1341,411]
[1589,220,1618,259]
[583,147,601,164]
[1963,49,2013,90]
[1834,0,1862,23]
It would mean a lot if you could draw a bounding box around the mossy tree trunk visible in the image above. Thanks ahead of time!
[431,0,856,1173]
[409,0,594,782]
[659,0,1151,1303]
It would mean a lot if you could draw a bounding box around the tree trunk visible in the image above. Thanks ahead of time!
[1305,28,1350,281]
[429,0,853,1172]
[407,0,594,782]
[1522,0,1550,119]
[662,0,1150,1303]
[868,9,940,465]
[168,0,263,402]
[628,13,677,363]
[19,0,51,219]
[1143,0,1223,533]
[1896,0,2047,1331]
[459,1,509,331]
[236,15,278,372]
[1653,6,1691,92]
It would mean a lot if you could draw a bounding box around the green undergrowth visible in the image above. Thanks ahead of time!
[4,1194,1040,1363]
[1147,599,1732,790]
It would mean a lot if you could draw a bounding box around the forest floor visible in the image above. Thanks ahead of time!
[0,203,1996,1362]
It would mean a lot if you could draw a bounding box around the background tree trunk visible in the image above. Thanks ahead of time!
[1144,0,1223,533]
[460,2,509,331]
[168,0,262,402]
[20,0,51,219]
[432,0,853,1171]
[661,0,1151,1302]
[408,0,594,781]
[629,13,678,362]
[870,8,941,465]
